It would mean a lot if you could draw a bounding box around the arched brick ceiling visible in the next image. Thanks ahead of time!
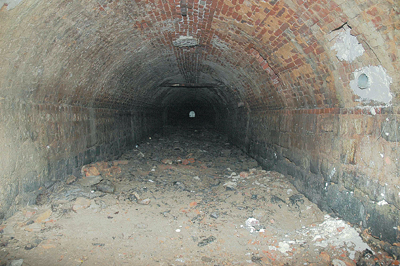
[0,0,398,110]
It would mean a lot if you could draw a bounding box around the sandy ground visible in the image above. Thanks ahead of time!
[0,129,397,266]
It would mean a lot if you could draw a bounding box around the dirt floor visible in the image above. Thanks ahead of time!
[0,129,398,266]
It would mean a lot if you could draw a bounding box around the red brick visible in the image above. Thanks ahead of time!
[366,6,379,16]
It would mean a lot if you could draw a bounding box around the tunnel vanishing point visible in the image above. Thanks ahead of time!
[0,0,399,254]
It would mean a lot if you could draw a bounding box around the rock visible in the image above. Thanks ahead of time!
[162,159,173,165]
[138,198,151,205]
[8,259,24,266]
[83,166,100,177]
[77,175,103,187]
[24,243,36,250]
[271,195,286,204]
[223,181,237,190]
[332,259,346,266]
[289,194,304,207]
[35,209,52,223]
[251,256,262,262]
[174,181,186,190]
[113,160,129,166]
[65,175,77,184]
[245,218,260,227]
[95,179,115,193]
[198,236,216,247]
[239,172,249,178]
[210,212,219,219]
[319,251,331,264]
[94,161,109,171]
[201,256,213,262]
[173,147,184,152]
[36,191,50,205]
[49,185,103,202]
[108,166,121,176]
[72,197,91,212]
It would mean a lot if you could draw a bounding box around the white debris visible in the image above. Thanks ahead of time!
[298,215,371,259]
[332,259,347,266]
[193,176,200,180]
[377,200,388,206]
[277,242,291,254]
[331,28,364,62]
[245,218,260,233]
[223,181,237,189]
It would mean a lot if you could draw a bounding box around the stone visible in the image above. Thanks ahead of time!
[77,175,103,187]
[319,251,331,264]
[83,166,101,177]
[223,181,237,190]
[138,198,151,205]
[35,209,52,223]
[95,179,115,193]
[201,256,213,262]
[240,172,249,178]
[72,197,91,212]
[331,259,346,266]
[210,212,219,219]
[113,160,129,166]
[35,191,49,205]
[9,259,24,266]
[198,236,216,247]
[65,175,77,185]
[162,158,173,164]
[289,194,304,207]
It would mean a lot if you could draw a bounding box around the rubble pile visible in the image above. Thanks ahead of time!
[0,129,397,265]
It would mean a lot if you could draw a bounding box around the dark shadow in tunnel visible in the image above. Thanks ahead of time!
[163,99,216,130]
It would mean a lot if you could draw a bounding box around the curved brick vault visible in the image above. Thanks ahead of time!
[0,0,399,252]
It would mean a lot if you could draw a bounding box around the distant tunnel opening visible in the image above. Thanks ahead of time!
[164,98,217,129]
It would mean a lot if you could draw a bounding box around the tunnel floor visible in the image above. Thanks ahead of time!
[0,129,397,266]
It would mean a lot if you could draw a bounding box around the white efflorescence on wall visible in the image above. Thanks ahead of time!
[0,0,24,10]
[350,65,393,105]
[331,28,365,62]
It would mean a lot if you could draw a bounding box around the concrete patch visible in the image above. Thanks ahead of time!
[0,0,24,10]
[350,65,393,104]
[331,28,364,62]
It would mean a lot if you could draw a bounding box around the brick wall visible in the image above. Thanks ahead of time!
[223,106,400,245]
[0,97,162,219]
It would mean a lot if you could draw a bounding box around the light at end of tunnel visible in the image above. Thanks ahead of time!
[189,111,195,118]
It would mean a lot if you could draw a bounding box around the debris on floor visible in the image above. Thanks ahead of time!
[0,129,398,265]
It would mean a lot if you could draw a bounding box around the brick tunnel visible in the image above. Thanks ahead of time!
[0,0,399,263]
